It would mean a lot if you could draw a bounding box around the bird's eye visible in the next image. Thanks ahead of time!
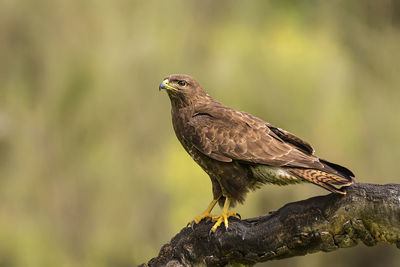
[177,80,187,86]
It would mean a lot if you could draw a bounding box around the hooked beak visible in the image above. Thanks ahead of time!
[159,79,178,92]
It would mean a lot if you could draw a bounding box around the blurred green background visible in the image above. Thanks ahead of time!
[1,0,400,266]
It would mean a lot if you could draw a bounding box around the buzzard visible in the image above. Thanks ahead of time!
[159,74,355,232]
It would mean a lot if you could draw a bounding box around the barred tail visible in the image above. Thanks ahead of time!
[286,168,354,194]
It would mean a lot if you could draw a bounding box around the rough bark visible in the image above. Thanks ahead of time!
[140,183,400,266]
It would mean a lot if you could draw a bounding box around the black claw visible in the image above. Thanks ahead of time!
[235,213,241,220]
[209,229,214,236]
[191,222,195,231]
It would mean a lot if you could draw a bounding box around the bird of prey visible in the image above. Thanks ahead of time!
[159,74,355,232]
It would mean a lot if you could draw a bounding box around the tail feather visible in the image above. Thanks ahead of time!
[286,168,354,194]
[319,159,355,178]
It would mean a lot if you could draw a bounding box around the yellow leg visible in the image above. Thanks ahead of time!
[210,197,237,232]
[188,197,220,226]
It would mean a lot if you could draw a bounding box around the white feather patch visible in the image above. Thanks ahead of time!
[250,165,304,185]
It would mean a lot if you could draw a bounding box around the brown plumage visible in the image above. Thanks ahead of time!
[159,74,355,232]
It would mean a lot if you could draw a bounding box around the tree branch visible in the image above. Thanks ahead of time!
[141,183,400,266]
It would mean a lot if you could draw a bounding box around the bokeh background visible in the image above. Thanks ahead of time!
[1,0,400,266]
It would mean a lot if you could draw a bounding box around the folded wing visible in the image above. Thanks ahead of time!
[184,104,353,179]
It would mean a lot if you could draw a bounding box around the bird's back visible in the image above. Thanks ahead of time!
[182,99,354,194]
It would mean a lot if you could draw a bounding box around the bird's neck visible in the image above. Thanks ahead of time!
[169,95,212,131]
[168,93,211,112]
[170,98,195,121]
[168,94,190,109]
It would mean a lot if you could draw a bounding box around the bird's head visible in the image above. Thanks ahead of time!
[159,74,207,105]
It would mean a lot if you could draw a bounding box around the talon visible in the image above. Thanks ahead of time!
[190,197,239,232]
[187,198,219,229]
[211,219,221,232]
[209,228,214,236]
[188,213,213,227]
[224,216,229,230]
[210,198,238,232]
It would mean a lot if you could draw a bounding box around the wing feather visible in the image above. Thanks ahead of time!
[184,105,324,170]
